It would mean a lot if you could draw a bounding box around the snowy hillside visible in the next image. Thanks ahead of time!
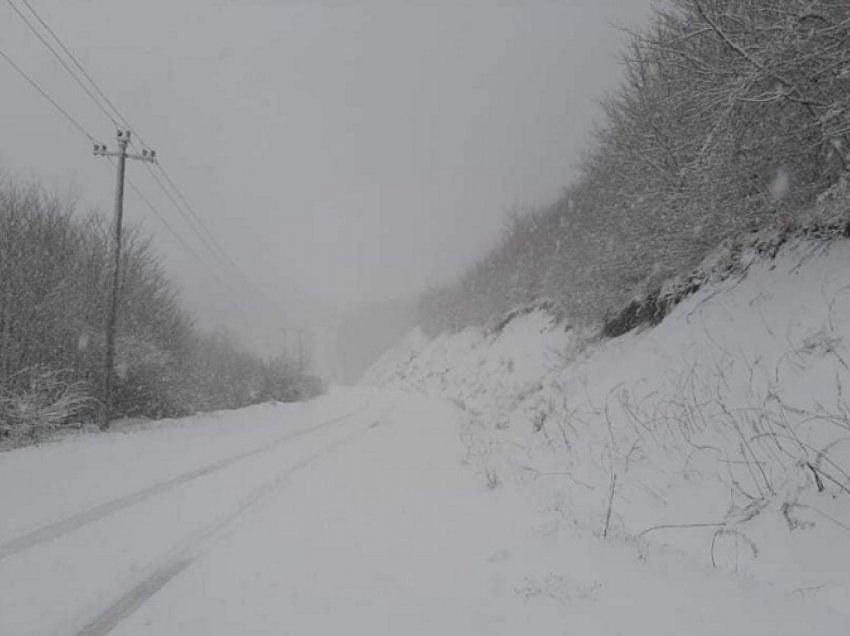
[363,237,850,615]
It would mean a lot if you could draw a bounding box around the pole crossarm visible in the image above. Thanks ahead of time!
[94,142,156,163]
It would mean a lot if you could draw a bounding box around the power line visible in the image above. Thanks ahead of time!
[146,161,281,307]
[138,162,252,286]
[0,43,97,142]
[142,163,232,269]
[6,1,239,279]
[12,1,251,279]
[155,163,242,270]
[5,0,122,130]
[151,164,288,309]
[144,163,287,310]
[133,159,273,303]
[9,0,265,290]
[0,41,210,276]
[16,0,151,148]
[149,160,285,308]
[123,171,237,292]
[4,1,281,308]
[0,22,240,299]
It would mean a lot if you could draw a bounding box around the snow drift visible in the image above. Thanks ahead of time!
[363,236,850,615]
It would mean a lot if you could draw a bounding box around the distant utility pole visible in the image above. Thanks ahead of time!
[94,130,156,429]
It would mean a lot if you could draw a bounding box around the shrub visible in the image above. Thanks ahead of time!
[0,366,90,446]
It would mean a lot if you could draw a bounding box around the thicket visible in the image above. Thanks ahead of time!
[419,0,850,334]
[0,180,319,446]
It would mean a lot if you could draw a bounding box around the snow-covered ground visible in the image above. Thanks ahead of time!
[364,238,850,624]
[3,383,849,634]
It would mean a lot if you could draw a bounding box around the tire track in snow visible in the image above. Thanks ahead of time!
[76,558,193,636]
[74,427,372,636]
[0,408,365,562]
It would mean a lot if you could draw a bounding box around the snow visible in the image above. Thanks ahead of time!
[2,240,850,634]
[769,167,791,201]
[3,386,849,635]
[0,392,372,634]
[365,238,850,622]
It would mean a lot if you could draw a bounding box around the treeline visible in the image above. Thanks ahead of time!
[0,180,320,445]
[420,0,850,334]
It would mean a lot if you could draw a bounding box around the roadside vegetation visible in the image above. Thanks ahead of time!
[418,0,850,335]
[0,180,321,447]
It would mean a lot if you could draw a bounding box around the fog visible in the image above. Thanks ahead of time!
[1,0,654,377]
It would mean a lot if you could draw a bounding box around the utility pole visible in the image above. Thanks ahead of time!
[94,130,156,429]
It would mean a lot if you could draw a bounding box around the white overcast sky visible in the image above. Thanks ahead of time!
[1,0,655,352]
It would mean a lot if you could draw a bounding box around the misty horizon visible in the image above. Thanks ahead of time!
[1,0,654,372]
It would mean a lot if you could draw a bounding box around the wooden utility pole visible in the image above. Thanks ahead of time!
[94,130,156,429]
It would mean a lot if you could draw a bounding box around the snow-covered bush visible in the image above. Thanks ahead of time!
[0,366,90,446]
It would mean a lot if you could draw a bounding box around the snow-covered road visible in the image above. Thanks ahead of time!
[2,387,849,635]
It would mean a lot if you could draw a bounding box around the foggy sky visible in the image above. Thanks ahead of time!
[1,0,654,362]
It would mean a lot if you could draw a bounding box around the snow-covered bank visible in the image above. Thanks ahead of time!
[363,238,850,614]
